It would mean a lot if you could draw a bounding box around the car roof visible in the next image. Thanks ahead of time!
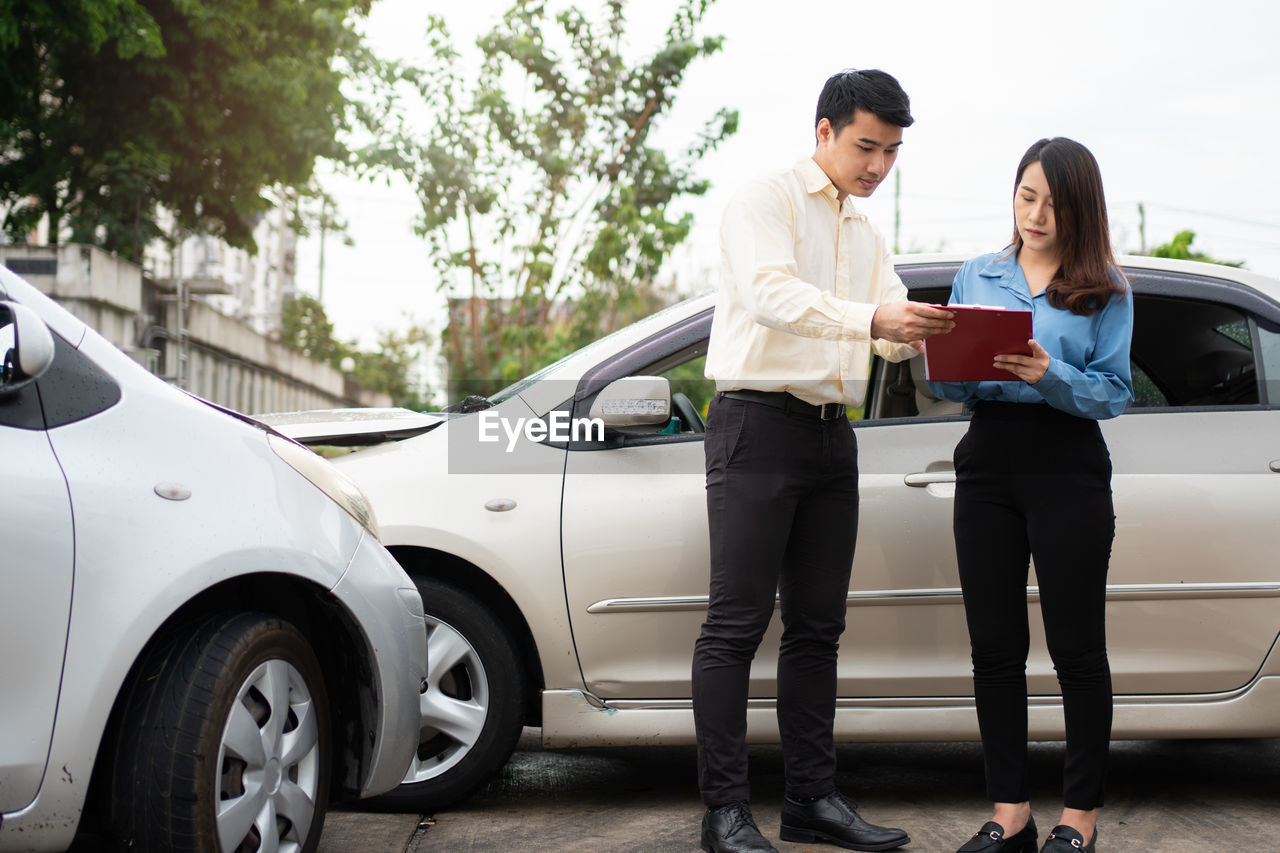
[895,251,1280,303]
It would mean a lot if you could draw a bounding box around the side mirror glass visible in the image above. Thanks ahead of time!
[587,375,672,435]
[0,301,56,395]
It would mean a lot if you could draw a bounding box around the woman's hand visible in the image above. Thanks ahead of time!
[993,339,1051,384]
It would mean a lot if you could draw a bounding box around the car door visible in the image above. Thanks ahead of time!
[558,295,1012,701]
[559,313,717,699]
[851,264,1280,699]
[0,320,75,813]
[1095,271,1280,695]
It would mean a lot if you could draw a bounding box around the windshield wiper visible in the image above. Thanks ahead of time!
[442,394,494,413]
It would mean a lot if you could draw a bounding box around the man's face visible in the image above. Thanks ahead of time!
[812,109,903,201]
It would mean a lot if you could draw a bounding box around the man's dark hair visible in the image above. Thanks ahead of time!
[814,69,914,133]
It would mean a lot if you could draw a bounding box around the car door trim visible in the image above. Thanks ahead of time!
[585,582,1280,613]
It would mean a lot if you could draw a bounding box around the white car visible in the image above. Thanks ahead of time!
[0,265,427,853]
[268,253,1280,813]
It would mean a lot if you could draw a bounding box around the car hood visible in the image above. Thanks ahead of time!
[258,407,447,447]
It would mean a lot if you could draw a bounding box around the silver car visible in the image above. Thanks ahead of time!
[0,266,427,853]
[269,253,1280,813]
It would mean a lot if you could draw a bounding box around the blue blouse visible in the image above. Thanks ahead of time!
[927,250,1135,420]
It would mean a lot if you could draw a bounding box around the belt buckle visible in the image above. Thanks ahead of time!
[819,403,843,421]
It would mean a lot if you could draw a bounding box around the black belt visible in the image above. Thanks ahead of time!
[721,390,847,421]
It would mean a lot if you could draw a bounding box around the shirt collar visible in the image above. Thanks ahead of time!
[977,247,1019,279]
[978,247,1037,304]
[796,157,864,219]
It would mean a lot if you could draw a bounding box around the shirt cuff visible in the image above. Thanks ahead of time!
[842,302,879,341]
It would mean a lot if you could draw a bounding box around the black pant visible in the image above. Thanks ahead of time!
[953,401,1115,810]
[692,393,859,807]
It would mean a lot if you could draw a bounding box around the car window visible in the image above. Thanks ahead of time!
[1253,317,1280,406]
[36,333,123,426]
[1130,295,1259,408]
[865,288,1274,419]
[863,287,953,421]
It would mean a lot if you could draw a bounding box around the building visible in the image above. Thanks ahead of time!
[0,243,390,414]
[145,205,298,338]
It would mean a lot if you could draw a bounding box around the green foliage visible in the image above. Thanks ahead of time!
[390,0,736,397]
[279,293,430,408]
[663,355,715,419]
[280,294,341,362]
[0,0,376,258]
[1149,230,1244,268]
[345,325,433,408]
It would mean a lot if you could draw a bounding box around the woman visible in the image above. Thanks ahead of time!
[929,138,1134,853]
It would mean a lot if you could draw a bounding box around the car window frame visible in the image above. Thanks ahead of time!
[863,262,1280,422]
[560,310,715,452]
[1118,269,1279,413]
[558,261,1280,443]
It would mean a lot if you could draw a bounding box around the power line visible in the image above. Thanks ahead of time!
[1117,201,1280,231]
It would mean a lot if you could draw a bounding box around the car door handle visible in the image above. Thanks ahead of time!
[904,470,957,487]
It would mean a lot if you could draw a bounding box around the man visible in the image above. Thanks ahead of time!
[693,69,955,853]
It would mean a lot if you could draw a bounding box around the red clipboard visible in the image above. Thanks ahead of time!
[923,305,1033,382]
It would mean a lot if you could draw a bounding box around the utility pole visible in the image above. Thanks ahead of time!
[1138,202,1147,254]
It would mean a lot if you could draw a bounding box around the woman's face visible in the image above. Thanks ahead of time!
[1014,160,1057,258]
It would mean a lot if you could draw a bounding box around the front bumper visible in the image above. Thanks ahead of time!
[333,533,427,797]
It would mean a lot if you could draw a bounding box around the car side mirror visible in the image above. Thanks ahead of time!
[0,301,56,396]
[587,375,672,435]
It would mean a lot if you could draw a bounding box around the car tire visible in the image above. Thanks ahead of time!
[372,577,526,811]
[104,612,331,853]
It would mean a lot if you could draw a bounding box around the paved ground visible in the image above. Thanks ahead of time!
[320,730,1280,852]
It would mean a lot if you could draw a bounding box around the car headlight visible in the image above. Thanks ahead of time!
[268,434,380,540]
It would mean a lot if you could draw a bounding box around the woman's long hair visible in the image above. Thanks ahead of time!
[1009,138,1126,316]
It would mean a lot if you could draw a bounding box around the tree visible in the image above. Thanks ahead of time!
[280,293,342,363]
[280,293,431,409]
[0,0,377,259]
[345,326,433,409]
[1149,230,1244,268]
[385,0,737,396]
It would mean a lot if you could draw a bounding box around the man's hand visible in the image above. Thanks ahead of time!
[870,302,955,343]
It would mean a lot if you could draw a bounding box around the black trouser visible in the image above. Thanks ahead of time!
[953,401,1115,810]
[692,392,859,807]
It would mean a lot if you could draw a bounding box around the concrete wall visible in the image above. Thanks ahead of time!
[0,243,391,414]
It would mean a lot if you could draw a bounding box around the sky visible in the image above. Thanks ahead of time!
[295,0,1280,351]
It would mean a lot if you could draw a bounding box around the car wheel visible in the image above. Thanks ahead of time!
[105,612,330,853]
[372,577,526,811]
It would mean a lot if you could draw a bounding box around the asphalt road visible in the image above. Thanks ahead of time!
[320,729,1280,852]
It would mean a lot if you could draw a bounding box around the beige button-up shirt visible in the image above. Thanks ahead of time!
[705,157,919,408]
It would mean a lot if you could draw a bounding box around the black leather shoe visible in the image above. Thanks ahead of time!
[957,817,1038,852]
[1040,825,1096,852]
[779,790,910,851]
[701,802,779,853]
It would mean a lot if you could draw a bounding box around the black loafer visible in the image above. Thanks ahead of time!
[779,790,910,851]
[1041,825,1096,852]
[701,802,779,853]
[957,817,1038,852]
